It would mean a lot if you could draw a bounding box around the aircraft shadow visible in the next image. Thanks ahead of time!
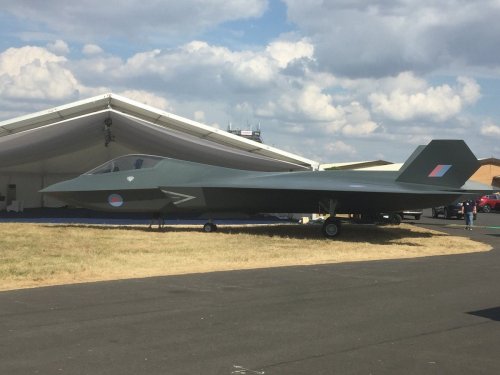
[468,306,500,321]
[44,223,443,245]
[212,224,441,244]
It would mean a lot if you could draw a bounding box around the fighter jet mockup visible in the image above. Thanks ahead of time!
[41,140,488,238]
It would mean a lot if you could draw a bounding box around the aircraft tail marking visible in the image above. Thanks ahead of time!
[428,164,452,177]
[396,140,479,188]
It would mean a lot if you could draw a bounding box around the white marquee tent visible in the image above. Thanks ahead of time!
[0,93,318,209]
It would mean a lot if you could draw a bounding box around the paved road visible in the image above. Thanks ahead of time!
[1,211,499,374]
[407,208,500,241]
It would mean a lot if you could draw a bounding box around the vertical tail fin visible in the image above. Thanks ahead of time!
[396,140,480,188]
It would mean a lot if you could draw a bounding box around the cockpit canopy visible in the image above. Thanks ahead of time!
[86,155,164,175]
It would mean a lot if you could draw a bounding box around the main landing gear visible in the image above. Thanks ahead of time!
[318,199,403,239]
[322,217,342,238]
[319,199,342,239]
[320,213,402,239]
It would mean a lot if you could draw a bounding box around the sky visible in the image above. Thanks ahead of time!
[0,0,499,164]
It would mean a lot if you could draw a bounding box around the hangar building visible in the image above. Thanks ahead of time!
[0,93,318,210]
[471,158,500,188]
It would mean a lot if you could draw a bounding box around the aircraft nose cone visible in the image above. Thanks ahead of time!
[39,179,86,208]
[39,179,78,194]
[40,182,65,193]
[39,185,54,193]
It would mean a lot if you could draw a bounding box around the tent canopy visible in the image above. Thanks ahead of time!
[0,93,319,174]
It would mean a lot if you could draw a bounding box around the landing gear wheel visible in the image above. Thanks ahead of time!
[203,223,217,233]
[322,218,342,239]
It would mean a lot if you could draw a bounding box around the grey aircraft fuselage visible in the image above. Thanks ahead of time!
[41,140,487,218]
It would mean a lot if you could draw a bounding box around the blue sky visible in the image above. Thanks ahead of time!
[203,0,293,49]
[0,0,499,163]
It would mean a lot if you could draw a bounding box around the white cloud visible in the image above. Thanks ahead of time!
[283,0,500,77]
[91,38,381,141]
[83,38,380,140]
[266,39,314,68]
[194,110,205,122]
[368,73,480,122]
[118,89,172,111]
[296,84,344,123]
[82,44,103,56]
[458,76,481,104]
[93,39,311,97]
[0,46,65,76]
[256,84,343,128]
[0,45,111,103]
[342,102,378,136]
[73,55,124,78]
[324,141,357,157]
[3,0,268,42]
[480,122,500,138]
[0,46,79,100]
[257,83,378,137]
[46,40,70,55]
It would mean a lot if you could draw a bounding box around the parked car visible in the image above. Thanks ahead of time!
[432,201,477,220]
[476,194,500,213]
[399,210,422,220]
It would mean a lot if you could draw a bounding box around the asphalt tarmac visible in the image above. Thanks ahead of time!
[1,210,499,374]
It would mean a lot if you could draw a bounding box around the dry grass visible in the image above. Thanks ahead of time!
[0,222,491,291]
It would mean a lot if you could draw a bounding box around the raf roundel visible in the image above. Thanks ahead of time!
[108,194,124,207]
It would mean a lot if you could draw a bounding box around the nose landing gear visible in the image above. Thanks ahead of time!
[203,222,218,233]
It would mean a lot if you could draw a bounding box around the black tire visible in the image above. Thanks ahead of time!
[203,223,217,233]
[390,214,402,225]
[482,204,491,213]
[432,208,438,218]
[322,218,341,238]
[444,208,451,219]
[414,215,421,220]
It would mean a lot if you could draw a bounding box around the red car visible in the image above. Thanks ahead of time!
[477,194,500,213]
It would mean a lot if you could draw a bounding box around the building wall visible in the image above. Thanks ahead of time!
[0,173,75,209]
[470,164,500,187]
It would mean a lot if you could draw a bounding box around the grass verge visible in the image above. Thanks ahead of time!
[0,222,491,291]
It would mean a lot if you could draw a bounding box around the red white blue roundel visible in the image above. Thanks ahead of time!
[108,194,124,207]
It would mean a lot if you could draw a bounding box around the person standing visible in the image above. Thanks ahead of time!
[461,199,477,230]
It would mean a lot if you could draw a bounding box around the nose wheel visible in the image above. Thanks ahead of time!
[203,222,218,233]
[322,217,342,238]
